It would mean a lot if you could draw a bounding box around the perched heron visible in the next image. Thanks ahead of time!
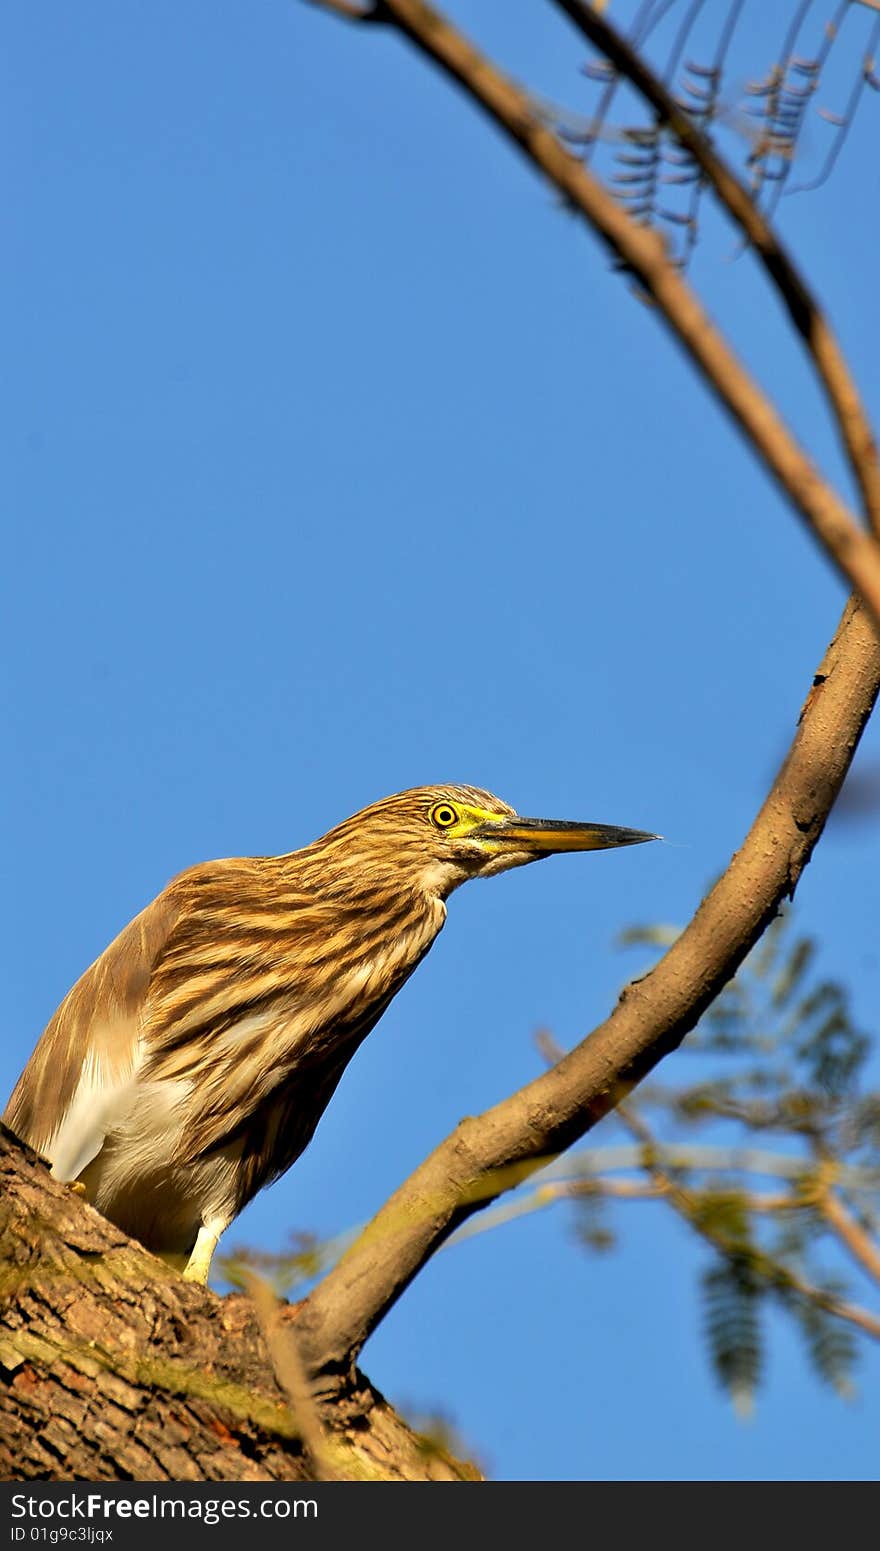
[4,786,658,1283]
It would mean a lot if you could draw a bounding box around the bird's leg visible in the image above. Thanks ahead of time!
[181,1216,228,1284]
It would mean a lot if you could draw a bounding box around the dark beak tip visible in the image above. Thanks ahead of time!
[474,817,663,851]
[603,831,660,850]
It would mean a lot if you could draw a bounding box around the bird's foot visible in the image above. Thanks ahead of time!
[181,1261,209,1285]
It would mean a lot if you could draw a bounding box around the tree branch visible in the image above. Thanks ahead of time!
[303,0,880,624]
[448,1177,798,1246]
[297,595,880,1383]
[817,1186,880,1287]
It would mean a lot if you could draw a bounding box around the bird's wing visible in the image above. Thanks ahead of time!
[3,892,180,1180]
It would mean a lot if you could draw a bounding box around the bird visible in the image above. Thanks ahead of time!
[3,785,658,1283]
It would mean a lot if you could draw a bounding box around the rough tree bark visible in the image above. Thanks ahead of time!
[0,1130,477,1482]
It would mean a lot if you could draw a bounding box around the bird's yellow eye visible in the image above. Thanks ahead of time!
[430,803,459,830]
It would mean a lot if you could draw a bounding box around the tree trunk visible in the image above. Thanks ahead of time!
[0,1128,478,1482]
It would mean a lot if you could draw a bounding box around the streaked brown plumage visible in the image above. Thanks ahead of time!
[3,785,657,1281]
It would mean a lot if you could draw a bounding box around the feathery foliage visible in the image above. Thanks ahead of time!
[548,0,880,269]
[566,907,879,1409]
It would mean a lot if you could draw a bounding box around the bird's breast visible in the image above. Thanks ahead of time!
[49,891,447,1251]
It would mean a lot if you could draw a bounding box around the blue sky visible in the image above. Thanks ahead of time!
[4,1,880,1480]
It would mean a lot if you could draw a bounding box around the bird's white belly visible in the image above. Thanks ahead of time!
[48,1048,235,1258]
[43,925,443,1259]
[76,1076,244,1258]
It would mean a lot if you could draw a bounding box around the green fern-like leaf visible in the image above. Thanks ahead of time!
[793,984,869,1096]
[702,1257,763,1416]
[791,1287,858,1399]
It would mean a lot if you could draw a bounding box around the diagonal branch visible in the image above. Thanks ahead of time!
[304,0,880,623]
[817,1184,880,1287]
[296,594,880,1383]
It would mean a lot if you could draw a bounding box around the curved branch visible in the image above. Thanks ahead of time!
[551,0,880,533]
[297,596,880,1381]
[306,0,880,623]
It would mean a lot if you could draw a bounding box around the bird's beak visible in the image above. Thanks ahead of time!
[469,815,661,854]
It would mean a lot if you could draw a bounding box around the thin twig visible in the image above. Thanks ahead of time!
[787,9,880,196]
[746,0,812,210]
[302,0,383,20]
[506,1138,879,1189]
[549,0,880,536]
[449,1175,801,1247]
[614,1105,880,1339]
[817,1185,880,1285]
[244,1270,339,1480]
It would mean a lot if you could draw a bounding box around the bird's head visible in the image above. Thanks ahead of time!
[313,785,659,901]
